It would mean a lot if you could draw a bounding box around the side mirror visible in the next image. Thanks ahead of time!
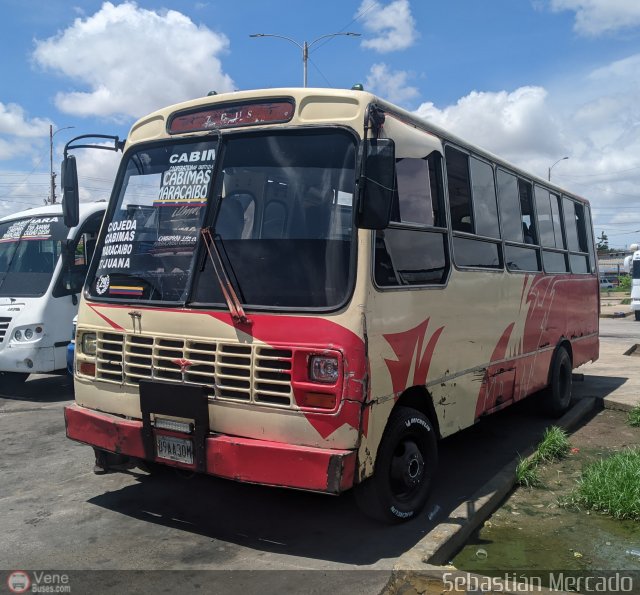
[355,138,395,230]
[61,155,79,228]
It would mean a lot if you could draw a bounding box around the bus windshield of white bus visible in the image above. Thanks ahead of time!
[88,129,357,309]
[0,216,66,297]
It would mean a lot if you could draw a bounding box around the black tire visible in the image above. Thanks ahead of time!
[354,406,438,523]
[635,311,640,322]
[0,372,29,394]
[542,346,572,417]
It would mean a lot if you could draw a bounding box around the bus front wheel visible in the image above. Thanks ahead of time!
[354,406,437,523]
[635,311,640,321]
[542,346,572,417]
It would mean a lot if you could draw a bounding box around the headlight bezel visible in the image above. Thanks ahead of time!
[81,333,97,356]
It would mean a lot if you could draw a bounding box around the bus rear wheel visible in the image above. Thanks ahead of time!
[635,311,640,321]
[354,406,437,523]
[542,346,572,417]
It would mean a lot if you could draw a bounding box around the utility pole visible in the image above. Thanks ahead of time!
[49,125,75,204]
[250,32,360,87]
[548,156,569,181]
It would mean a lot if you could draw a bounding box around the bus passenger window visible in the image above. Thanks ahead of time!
[445,146,473,233]
[395,158,433,226]
[470,157,499,238]
[497,169,523,242]
[518,180,537,244]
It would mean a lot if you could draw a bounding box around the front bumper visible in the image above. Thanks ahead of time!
[0,343,56,374]
[64,403,357,494]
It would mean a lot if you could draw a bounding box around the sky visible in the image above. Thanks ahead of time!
[1,0,640,248]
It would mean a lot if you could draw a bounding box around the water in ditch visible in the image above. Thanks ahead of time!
[452,446,640,586]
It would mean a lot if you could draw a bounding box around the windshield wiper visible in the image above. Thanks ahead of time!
[200,227,250,326]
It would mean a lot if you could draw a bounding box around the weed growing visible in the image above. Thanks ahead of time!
[565,449,640,520]
[515,426,570,487]
[516,456,541,487]
[533,426,570,463]
[627,406,640,428]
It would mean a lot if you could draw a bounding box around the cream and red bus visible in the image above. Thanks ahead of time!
[62,87,599,522]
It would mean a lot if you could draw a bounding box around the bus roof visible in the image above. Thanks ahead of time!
[0,201,107,224]
[127,86,589,206]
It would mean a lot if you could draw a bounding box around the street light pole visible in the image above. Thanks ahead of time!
[548,156,569,181]
[49,125,75,204]
[250,32,360,87]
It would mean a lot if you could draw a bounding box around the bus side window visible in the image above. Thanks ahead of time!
[497,169,541,272]
[518,180,537,244]
[446,146,502,269]
[563,197,590,273]
[445,146,473,233]
[52,211,104,298]
[375,152,449,287]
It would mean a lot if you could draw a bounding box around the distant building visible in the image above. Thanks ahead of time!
[598,249,633,277]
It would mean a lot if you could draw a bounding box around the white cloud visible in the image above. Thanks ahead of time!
[0,102,50,139]
[414,86,565,161]
[366,63,419,104]
[412,61,640,246]
[549,0,640,36]
[32,1,235,120]
[357,0,417,53]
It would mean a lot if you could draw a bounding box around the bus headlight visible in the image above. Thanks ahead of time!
[309,355,340,383]
[11,325,44,343]
[81,333,97,356]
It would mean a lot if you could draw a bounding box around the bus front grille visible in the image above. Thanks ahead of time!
[0,317,11,343]
[94,332,294,408]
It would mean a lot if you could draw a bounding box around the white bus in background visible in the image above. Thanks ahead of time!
[0,202,106,388]
[623,243,640,321]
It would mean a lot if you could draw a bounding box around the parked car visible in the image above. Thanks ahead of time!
[600,278,615,289]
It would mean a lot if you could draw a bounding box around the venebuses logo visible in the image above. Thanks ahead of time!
[7,571,30,594]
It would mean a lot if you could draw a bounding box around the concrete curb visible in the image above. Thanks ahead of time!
[383,397,600,593]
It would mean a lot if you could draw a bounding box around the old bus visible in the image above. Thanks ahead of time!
[62,88,598,522]
[0,202,105,388]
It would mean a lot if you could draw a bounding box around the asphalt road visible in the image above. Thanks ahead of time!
[0,317,636,594]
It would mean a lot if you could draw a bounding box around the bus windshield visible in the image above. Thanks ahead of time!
[0,216,66,297]
[88,130,357,309]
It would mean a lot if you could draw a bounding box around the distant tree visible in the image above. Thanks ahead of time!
[596,231,609,252]
[619,275,631,291]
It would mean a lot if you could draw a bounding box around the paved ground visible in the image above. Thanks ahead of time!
[0,317,637,594]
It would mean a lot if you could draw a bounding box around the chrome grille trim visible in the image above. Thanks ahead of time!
[94,332,294,408]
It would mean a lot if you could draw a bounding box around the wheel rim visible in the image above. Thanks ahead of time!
[390,438,426,501]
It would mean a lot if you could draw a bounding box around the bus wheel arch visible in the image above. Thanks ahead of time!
[542,341,573,417]
[354,388,439,523]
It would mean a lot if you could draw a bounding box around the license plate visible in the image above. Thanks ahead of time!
[155,434,194,464]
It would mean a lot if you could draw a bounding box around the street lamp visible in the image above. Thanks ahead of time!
[249,32,360,87]
[50,125,75,204]
[548,156,569,182]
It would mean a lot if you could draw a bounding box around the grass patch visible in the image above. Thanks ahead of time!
[516,456,541,487]
[566,449,640,520]
[515,426,570,487]
[628,406,640,428]
[533,426,570,463]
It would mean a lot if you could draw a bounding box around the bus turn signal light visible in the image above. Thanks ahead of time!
[300,392,336,410]
[79,362,96,377]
